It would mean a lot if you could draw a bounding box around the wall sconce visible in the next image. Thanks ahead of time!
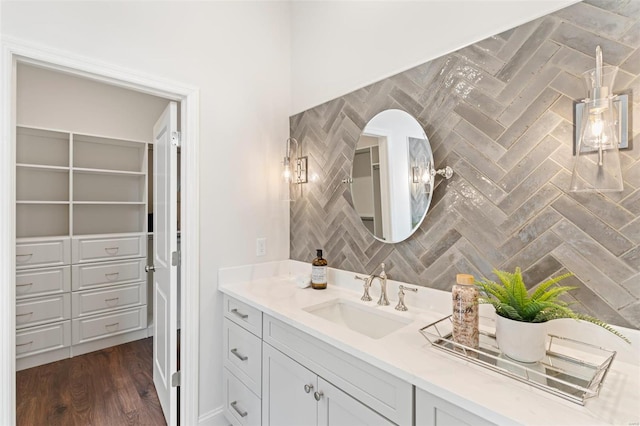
[570,45,628,192]
[283,137,308,184]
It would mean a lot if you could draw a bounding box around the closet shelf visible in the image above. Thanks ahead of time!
[73,201,145,205]
[73,168,145,176]
[17,163,69,172]
[17,200,70,205]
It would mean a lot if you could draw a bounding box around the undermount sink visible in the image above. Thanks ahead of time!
[303,298,412,339]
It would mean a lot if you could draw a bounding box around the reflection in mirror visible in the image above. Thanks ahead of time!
[351,109,445,243]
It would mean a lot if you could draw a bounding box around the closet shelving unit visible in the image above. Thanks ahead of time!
[15,125,150,370]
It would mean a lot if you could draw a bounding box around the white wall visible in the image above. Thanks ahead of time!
[17,63,170,141]
[290,0,579,114]
[1,1,291,423]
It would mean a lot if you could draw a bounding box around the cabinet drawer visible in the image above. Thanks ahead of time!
[72,306,147,345]
[223,368,261,426]
[16,294,71,329]
[16,237,70,269]
[16,265,70,299]
[72,282,146,318]
[224,295,262,337]
[16,320,71,358]
[72,259,146,291]
[72,234,146,264]
[223,318,262,396]
[263,315,412,426]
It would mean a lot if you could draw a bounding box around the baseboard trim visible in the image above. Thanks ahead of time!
[198,406,228,426]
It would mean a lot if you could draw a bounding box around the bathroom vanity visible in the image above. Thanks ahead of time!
[219,261,639,426]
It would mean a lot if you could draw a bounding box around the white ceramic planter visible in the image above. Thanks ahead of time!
[495,315,547,363]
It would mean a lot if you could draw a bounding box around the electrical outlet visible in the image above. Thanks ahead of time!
[256,238,267,256]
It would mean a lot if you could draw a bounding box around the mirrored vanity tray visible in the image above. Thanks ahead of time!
[419,315,616,405]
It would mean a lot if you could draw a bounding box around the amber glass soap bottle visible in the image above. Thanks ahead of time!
[311,249,328,290]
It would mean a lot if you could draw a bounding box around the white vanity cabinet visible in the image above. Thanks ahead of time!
[263,343,394,426]
[415,387,496,426]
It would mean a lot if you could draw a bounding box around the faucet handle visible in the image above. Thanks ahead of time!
[355,275,373,302]
[395,285,418,311]
[379,263,387,279]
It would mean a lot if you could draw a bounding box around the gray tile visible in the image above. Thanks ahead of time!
[552,243,634,309]
[452,136,506,183]
[497,17,560,83]
[453,179,508,228]
[453,79,505,120]
[456,218,506,266]
[453,159,507,204]
[550,118,575,147]
[498,136,562,194]
[551,195,634,256]
[553,2,635,40]
[498,65,562,127]
[624,161,640,188]
[498,159,562,215]
[453,101,506,140]
[620,301,640,329]
[497,18,543,61]
[620,21,640,47]
[549,46,596,76]
[567,190,636,230]
[501,184,563,234]
[456,238,496,277]
[621,48,640,75]
[621,246,640,271]
[496,88,562,148]
[500,208,563,255]
[475,35,506,56]
[453,118,507,159]
[456,44,505,76]
[552,219,637,282]
[550,71,586,100]
[621,218,640,244]
[621,273,640,298]
[549,95,574,122]
[419,229,462,266]
[521,255,564,289]
[501,230,563,272]
[550,22,634,66]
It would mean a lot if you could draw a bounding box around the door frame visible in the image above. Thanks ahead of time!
[0,36,200,425]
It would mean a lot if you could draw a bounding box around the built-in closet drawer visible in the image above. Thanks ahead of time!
[72,282,146,318]
[72,258,146,291]
[15,294,71,329]
[16,265,70,299]
[16,237,71,269]
[223,294,262,338]
[71,305,147,345]
[72,234,146,264]
[223,367,261,426]
[16,320,71,358]
[223,318,262,396]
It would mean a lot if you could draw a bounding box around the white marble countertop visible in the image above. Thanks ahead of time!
[218,260,640,426]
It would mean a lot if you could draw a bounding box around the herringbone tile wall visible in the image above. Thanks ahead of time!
[289,0,640,329]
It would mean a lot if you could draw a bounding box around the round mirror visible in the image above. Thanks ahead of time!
[351,109,434,243]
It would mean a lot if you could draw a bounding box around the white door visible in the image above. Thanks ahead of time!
[152,101,179,424]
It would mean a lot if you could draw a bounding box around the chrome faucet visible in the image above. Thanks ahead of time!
[395,285,418,311]
[355,262,389,305]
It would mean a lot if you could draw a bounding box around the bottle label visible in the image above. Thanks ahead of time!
[311,265,327,284]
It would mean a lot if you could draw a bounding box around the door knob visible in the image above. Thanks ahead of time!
[145,265,155,272]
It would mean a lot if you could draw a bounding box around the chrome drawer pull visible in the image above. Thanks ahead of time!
[230,348,248,361]
[314,391,324,401]
[104,272,120,281]
[230,401,248,418]
[230,308,248,319]
[16,312,33,317]
[105,297,119,305]
[16,282,33,287]
[104,247,119,255]
[105,322,120,329]
[304,384,314,393]
[16,253,33,263]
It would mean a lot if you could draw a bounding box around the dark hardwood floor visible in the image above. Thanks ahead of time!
[17,338,167,426]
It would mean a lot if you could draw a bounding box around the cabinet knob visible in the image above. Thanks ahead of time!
[304,384,314,393]
[313,391,323,401]
[145,265,155,272]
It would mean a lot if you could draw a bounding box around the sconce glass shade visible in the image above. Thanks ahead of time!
[570,47,624,193]
[570,96,623,192]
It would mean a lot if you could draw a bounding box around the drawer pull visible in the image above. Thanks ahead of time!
[16,253,33,263]
[304,384,314,393]
[105,297,120,306]
[104,247,119,255]
[105,322,120,329]
[230,308,248,319]
[230,348,248,361]
[16,341,33,347]
[16,312,33,317]
[314,391,324,401]
[230,401,248,418]
[105,272,120,281]
[16,282,33,287]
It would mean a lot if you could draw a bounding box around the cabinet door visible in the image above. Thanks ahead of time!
[317,378,394,426]
[416,387,495,426]
[262,343,317,426]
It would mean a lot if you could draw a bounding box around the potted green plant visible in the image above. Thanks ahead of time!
[476,267,629,363]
